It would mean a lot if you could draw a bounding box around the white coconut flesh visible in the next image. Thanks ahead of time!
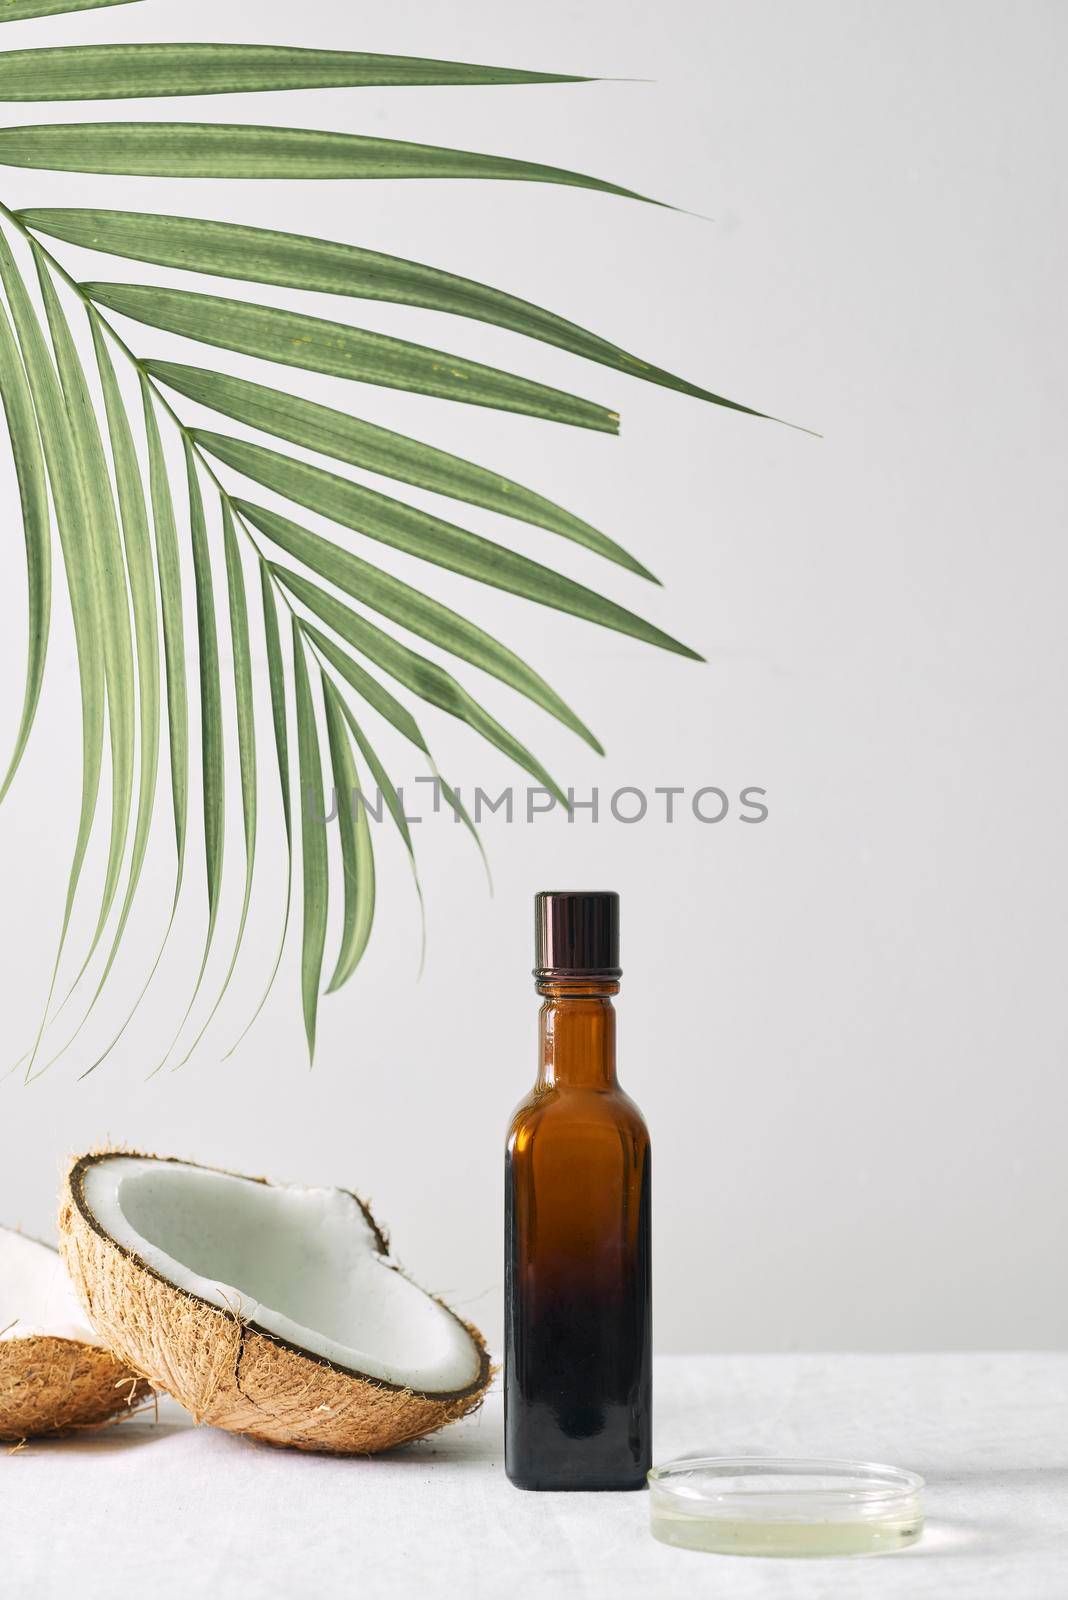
[0,1227,97,1344]
[80,1157,481,1396]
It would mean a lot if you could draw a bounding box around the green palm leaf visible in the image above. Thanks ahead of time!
[307,622,485,872]
[87,282,615,429]
[223,563,292,1060]
[310,630,431,755]
[0,231,105,1075]
[55,354,166,1079]
[259,565,292,841]
[141,378,189,876]
[200,431,699,659]
[0,123,655,202]
[0,0,140,20]
[78,318,159,1006]
[76,376,191,1080]
[222,497,257,913]
[141,361,651,578]
[0,44,585,99]
[156,442,224,1071]
[187,443,225,973]
[293,620,328,1059]
[338,706,416,890]
[34,252,136,998]
[0,294,50,804]
[233,497,600,749]
[321,674,375,995]
[337,700,422,974]
[277,565,568,807]
[172,498,257,1067]
[24,210,769,423]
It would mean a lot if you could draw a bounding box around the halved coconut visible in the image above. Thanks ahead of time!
[0,1226,149,1441]
[59,1152,491,1454]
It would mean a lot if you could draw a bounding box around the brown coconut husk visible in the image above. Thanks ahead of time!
[59,1151,492,1455]
[0,1333,151,1444]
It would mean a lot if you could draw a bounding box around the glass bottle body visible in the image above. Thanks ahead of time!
[505,977,651,1490]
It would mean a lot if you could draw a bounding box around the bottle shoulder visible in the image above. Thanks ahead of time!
[506,1083,649,1152]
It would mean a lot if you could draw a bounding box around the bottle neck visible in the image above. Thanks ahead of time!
[536,976,619,1090]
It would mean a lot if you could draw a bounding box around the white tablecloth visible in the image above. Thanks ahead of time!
[2,1353,1065,1598]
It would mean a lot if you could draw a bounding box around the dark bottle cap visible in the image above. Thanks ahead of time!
[535,891,621,978]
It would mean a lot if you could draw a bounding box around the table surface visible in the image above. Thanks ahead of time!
[2,1352,1065,1599]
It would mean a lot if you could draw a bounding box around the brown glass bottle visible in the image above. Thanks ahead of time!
[505,891,651,1490]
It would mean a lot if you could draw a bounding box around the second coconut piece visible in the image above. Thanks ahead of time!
[1,1226,150,1441]
[59,1153,490,1454]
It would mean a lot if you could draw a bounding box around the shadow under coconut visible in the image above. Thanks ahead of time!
[195,1392,500,1467]
[212,1430,499,1467]
[10,1389,500,1462]
[370,1431,499,1469]
[9,1414,183,1455]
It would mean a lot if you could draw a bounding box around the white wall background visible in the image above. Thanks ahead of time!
[0,0,1064,1353]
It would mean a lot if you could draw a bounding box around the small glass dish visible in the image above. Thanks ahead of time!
[648,1456,924,1558]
